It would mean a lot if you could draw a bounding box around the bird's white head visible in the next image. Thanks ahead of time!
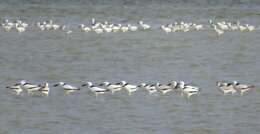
[179,81,185,89]
[103,81,110,86]
[20,80,27,85]
[171,81,178,87]
[233,81,238,85]
[120,81,127,86]
[87,82,93,87]
[140,83,147,87]
[45,82,49,87]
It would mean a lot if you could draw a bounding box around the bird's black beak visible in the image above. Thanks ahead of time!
[81,84,87,87]
[98,83,103,86]
[115,82,121,85]
[14,83,20,86]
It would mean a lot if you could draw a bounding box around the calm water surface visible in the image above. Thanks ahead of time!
[0,1,260,134]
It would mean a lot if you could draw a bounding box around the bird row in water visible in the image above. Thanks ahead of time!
[209,20,256,36]
[2,19,28,33]
[216,81,255,96]
[1,18,257,35]
[6,80,200,98]
[6,80,255,98]
[161,22,203,33]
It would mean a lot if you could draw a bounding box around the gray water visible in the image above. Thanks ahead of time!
[0,1,260,134]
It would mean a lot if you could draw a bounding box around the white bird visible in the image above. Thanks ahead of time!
[53,82,80,94]
[227,22,238,31]
[155,82,172,95]
[193,24,203,30]
[82,82,110,96]
[99,81,122,95]
[217,22,229,31]
[138,83,157,95]
[120,81,138,95]
[179,81,200,99]
[128,24,138,32]
[161,25,172,33]
[52,24,60,30]
[20,80,41,94]
[2,24,13,32]
[38,82,50,96]
[169,81,178,92]
[237,22,247,32]
[139,21,151,30]
[6,83,23,95]
[216,81,237,95]
[16,25,26,33]
[213,24,224,36]
[121,26,129,32]
[104,27,112,33]
[112,24,121,32]
[91,18,96,26]
[232,81,255,96]
[245,24,255,31]
[79,24,91,32]
[93,28,103,34]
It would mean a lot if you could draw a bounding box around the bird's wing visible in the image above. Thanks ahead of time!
[92,87,107,92]
[127,85,137,89]
[64,85,78,90]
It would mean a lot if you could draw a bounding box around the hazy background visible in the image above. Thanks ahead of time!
[0,1,259,134]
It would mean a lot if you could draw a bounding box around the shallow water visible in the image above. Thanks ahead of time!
[0,1,260,134]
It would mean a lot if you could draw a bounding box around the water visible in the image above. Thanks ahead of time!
[0,1,260,134]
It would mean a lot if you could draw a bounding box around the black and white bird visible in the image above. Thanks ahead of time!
[232,81,255,96]
[138,83,157,95]
[6,83,23,95]
[169,81,178,91]
[82,82,110,96]
[20,80,41,94]
[216,81,237,95]
[99,81,122,95]
[155,82,172,95]
[38,82,50,96]
[53,82,80,94]
[120,81,139,95]
[179,81,201,99]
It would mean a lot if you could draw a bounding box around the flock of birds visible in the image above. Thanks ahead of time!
[2,18,257,98]
[6,80,255,99]
[1,18,258,36]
